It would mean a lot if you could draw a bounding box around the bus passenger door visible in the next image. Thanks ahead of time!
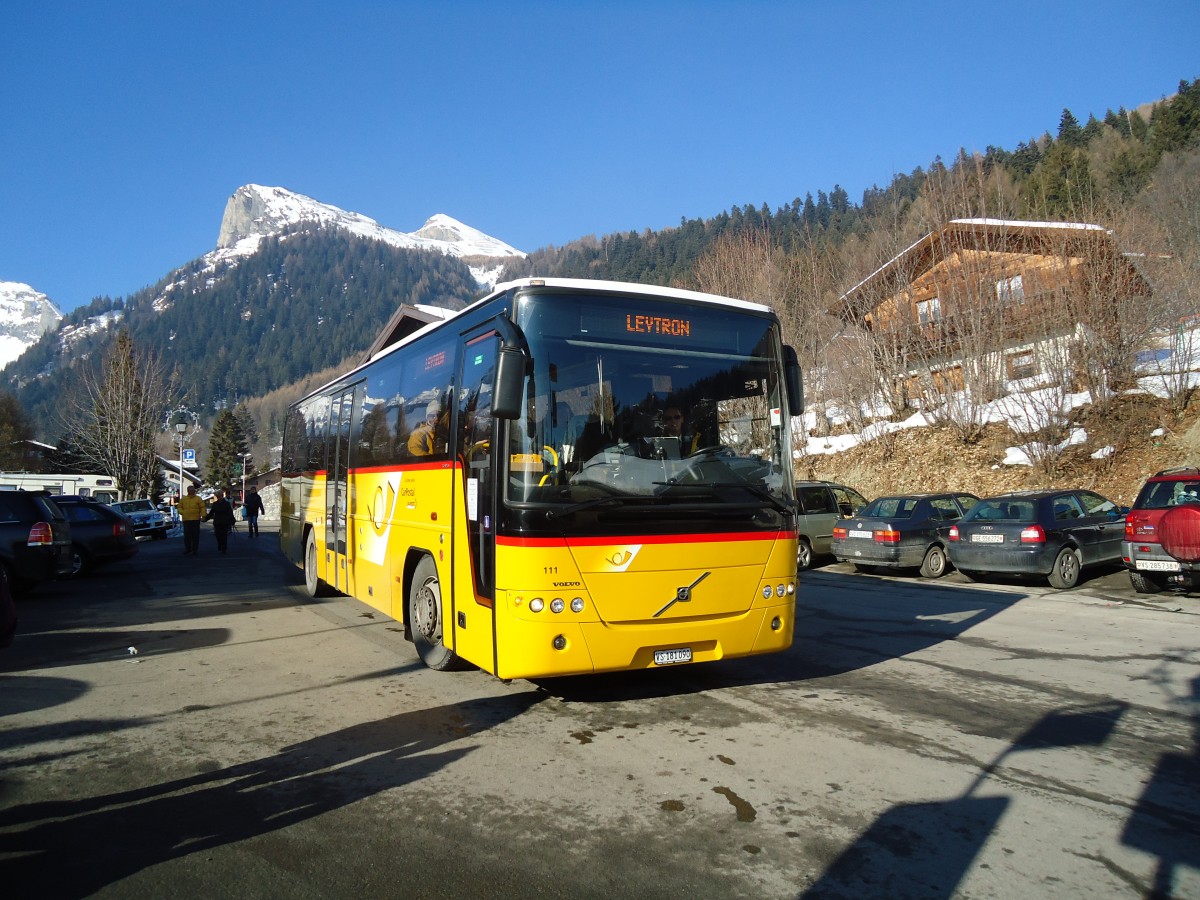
[326,384,359,594]
[451,331,500,672]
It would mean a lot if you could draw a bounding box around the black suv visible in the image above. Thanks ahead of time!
[0,490,73,594]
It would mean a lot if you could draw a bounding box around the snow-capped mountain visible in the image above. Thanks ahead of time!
[0,282,63,370]
[215,184,524,286]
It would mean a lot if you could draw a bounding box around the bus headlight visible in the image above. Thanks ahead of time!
[762,586,772,599]
[550,598,565,614]
[776,584,786,598]
[529,597,545,613]
[570,597,585,613]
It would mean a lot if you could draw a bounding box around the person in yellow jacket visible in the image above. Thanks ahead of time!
[177,485,207,555]
[408,401,443,457]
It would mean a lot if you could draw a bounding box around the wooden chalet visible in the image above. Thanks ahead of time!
[829,218,1152,390]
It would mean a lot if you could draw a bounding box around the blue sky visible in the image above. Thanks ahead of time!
[3,1,1197,313]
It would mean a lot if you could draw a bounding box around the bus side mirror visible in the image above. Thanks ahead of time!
[784,345,804,416]
[492,346,526,420]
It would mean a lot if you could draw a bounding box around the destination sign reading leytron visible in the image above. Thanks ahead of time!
[625,314,691,337]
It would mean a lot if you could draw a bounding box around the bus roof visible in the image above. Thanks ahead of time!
[300,278,779,403]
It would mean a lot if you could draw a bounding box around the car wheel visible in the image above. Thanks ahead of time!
[796,538,814,572]
[303,531,331,597]
[919,545,948,578]
[70,545,92,577]
[1047,547,1082,589]
[407,555,464,671]
[1129,571,1166,594]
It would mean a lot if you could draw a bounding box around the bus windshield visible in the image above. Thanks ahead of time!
[505,291,794,519]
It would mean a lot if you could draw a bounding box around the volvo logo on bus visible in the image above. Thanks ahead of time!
[654,571,711,617]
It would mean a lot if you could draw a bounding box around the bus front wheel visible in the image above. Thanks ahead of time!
[408,556,462,671]
[303,532,330,597]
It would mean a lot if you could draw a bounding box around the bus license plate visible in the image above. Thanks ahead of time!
[971,534,1004,543]
[654,648,692,665]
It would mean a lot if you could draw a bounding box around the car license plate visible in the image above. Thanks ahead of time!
[849,530,872,539]
[971,534,1004,544]
[1136,559,1181,571]
[654,648,692,665]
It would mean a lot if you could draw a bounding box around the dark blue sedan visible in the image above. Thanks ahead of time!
[832,492,978,578]
[947,489,1127,589]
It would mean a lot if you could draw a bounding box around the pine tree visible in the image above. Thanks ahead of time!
[0,389,34,470]
[206,408,248,495]
[1057,108,1084,146]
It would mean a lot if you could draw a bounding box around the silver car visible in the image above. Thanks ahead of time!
[109,499,170,541]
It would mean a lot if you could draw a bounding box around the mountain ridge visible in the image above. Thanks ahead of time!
[0,185,524,373]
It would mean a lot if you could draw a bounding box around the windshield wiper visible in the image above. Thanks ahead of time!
[545,495,653,518]
[654,481,793,515]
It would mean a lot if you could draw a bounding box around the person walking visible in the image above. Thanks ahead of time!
[178,485,206,555]
[204,489,236,554]
[243,486,265,537]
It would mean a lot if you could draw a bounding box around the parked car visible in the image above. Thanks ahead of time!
[832,492,979,578]
[794,480,869,570]
[53,496,139,576]
[947,489,1127,589]
[108,498,169,541]
[1121,466,1200,594]
[0,489,73,595]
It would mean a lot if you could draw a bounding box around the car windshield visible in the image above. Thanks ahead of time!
[113,500,154,513]
[503,291,795,518]
[964,498,1037,523]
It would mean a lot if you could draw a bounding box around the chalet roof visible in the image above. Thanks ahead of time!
[364,303,457,362]
[831,218,1121,321]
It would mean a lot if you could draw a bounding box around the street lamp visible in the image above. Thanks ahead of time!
[240,452,251,504]
[175,423,187,500]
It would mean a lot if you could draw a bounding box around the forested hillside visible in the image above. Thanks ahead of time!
[7,227,482,438]
[501,78,1200,297]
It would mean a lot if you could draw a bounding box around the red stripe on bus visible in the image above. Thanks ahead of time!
[497,531,792,548]
[350,461,454,474]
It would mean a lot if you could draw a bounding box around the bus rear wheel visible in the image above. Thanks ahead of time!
[408,556,462,671]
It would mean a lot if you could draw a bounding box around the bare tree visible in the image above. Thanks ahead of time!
[1131,147,1200,418]
[63,331,173,500]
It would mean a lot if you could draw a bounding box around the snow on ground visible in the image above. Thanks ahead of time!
[798,335,1200,468]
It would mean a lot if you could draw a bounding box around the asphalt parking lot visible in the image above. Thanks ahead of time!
[2,522,1198,898]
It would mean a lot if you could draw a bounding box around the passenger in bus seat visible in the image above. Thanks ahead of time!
[408,402,442,457]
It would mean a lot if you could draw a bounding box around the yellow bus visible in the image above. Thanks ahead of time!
[281,278,803,678]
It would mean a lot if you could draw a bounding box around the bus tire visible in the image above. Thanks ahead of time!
[303,531,331,597]
[408,555,461,671]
